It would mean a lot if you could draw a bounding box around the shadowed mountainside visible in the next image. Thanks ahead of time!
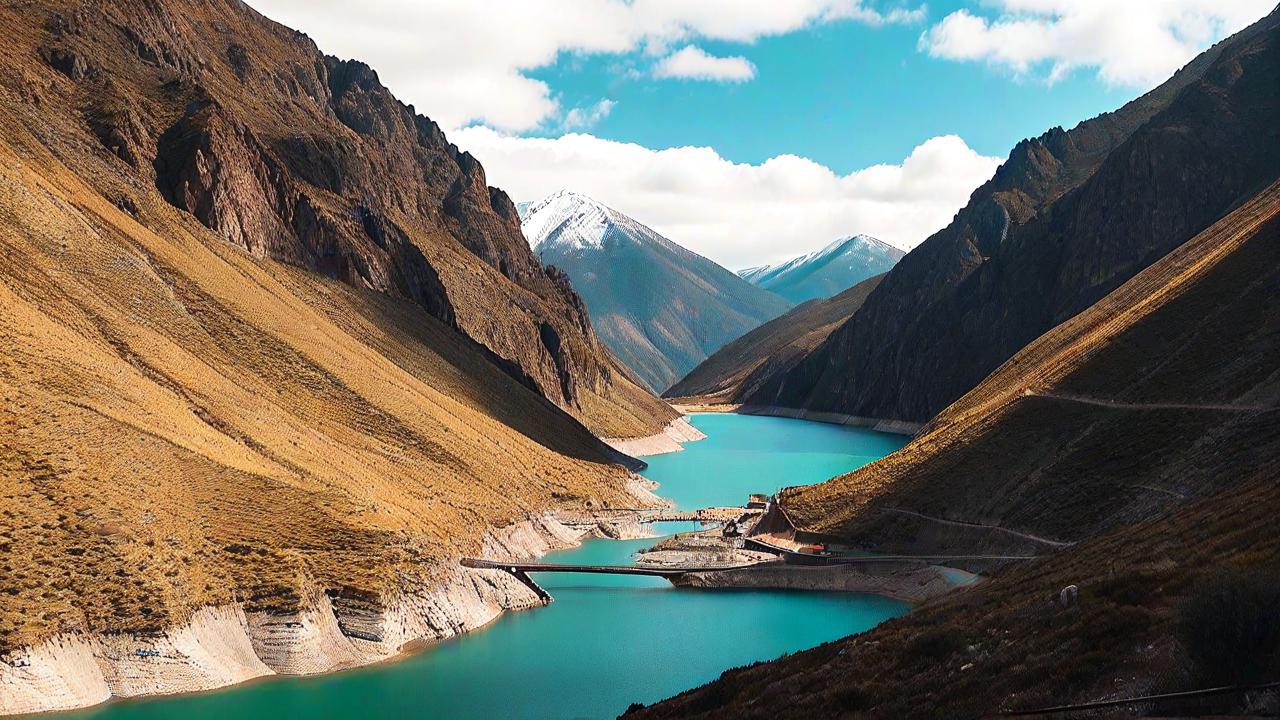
[522,191,793,393]
[729,9,1280,426]
[7,0,675,439]
[631,133,1280,720]
[666,274,883,402]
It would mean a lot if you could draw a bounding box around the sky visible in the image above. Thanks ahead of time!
[248,0,1274,270]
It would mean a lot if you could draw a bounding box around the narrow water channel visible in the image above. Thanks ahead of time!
[63,414,909,720]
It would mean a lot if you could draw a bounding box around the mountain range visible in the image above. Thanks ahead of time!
[737,234,904,304]
[521,191,793,393]
[3,0,1279,716]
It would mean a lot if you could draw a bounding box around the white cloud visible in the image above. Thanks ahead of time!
[653,46,757,82]
[455,128,1001,269]
[561,99,617,131]
[920,1,1274,88]
[248,0,923,131]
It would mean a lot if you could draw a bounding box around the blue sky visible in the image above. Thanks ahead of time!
[527,8,1136,174]
[252,0,1272,267]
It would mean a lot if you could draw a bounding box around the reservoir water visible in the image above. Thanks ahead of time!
[643,413,909,510]
[65,414,909,720]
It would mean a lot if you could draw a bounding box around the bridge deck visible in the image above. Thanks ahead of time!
[462,552,1036,578]
[460,558,760,577]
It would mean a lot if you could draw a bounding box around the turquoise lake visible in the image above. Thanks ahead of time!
[643,413,910,510]
[64,413,910,720]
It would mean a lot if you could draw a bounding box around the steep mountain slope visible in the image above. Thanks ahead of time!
[0,1,675,714]
[521,191,793,393]
[737,235,903,304]
[733,9,1280,424]
[0,118,656,708]
[633,151,1280,720]
[666,274,884,403]
[4,0,675,439]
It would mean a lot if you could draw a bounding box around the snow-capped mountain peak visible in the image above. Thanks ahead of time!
[515,189,793,393]
[737,234,905,304]
[519,190,634,253]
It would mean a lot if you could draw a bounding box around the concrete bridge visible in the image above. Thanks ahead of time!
[460,557,762,578]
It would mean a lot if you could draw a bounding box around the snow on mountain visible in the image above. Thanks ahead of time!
[737,234,905,304]
[519,190,793,393]
[520,190,666,255]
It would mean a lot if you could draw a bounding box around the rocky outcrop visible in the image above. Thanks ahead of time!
[742,10,1280,426]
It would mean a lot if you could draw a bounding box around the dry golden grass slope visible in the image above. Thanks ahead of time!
[0,111,647,654]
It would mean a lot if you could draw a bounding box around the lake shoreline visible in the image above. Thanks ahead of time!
[4,414,923,719]
[604,416,708,457]
[0,482,670,718]
[674,562,978,604]
[669,402,923,436]
[640,525,977,604]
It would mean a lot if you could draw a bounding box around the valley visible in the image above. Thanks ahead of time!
[521,191,794,394]
[1,0,1277,718]
[29,415,912,720]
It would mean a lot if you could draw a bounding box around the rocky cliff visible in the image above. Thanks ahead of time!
[738,9,1280,425]
[9,0,675,438]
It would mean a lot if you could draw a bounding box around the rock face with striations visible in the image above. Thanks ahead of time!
[738,11,1280,425]
[28,0,673,438]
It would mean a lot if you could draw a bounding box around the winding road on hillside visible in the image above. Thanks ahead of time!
[1030,392,1275,413]
[882,508,1075,548]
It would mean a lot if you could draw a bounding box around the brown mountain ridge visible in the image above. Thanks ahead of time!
[666,273,884,404]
